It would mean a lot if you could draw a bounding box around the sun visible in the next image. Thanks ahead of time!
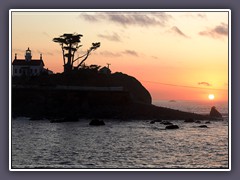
[208,94,215,100]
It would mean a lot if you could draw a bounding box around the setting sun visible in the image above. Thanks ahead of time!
[208,94,215,100]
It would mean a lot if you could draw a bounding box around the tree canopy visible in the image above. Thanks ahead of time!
[53,33,100,73]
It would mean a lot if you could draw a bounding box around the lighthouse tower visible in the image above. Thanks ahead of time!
[25,47,32,62]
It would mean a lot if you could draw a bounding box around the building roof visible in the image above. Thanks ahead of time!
[12,59,44,66]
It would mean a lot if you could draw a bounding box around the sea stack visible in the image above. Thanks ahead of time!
[210,106,222,118]
[89,119,105,126]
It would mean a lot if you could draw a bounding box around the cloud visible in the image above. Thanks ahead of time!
[151,56,159,59]
[107,14,158,27]
[12,48,25,58]
[150,12,173,24]
[13,48,25,53]
[197,13,207,19]
[79,12,172,27]
[42,32,51,38]
[183,13,207,20]
[170,26,190,38]
[81,14,99,22]
[122,50,138,56]
[36,50,54,56]
[98,51,122,58]
[97,32,121,42]
[214,23,228,35]
[199,23,228,39]
[97,49,138,58]
[198,82,212,86]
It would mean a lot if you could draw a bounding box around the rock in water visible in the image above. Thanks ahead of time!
[184,118,194,123]
[154,119,162,123]
[210,106,222,118]
[165,125,179,130]
[89,119,105,126]
[160,121,173,125]
[198,125,208,128]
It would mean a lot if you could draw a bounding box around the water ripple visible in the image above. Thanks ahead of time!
[11,118,229,169]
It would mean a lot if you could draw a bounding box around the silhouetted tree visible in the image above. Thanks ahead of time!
[53,33,100,73]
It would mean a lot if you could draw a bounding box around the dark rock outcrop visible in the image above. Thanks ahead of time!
[161,121,173,125]
[198,125,208,128]
[184,118,195,123]
[165,125,179,130]
[50,118,65,123]
[150,119,162,124]
[50,116,79,123]
[210,106,222,118]
[29,116,44,121]
[89,119,105,126]
[110,72,152,104]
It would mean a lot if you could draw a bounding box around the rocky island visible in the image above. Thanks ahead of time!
[12,70,215,121]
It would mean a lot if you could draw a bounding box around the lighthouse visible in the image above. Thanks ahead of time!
[25,47,32,62]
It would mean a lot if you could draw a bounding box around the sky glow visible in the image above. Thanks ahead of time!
[11,10,229,102]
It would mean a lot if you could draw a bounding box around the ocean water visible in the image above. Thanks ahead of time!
[153,100,228,116]
[11,101,229,169]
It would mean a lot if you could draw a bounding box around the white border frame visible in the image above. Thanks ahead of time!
[9,9,231,171]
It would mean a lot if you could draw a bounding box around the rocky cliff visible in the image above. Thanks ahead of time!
[13,71,152,105]
[107,72,152,104]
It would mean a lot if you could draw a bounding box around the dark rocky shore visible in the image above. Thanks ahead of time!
[12,71,217,121]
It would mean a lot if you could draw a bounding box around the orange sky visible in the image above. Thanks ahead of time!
[10,10,229,102]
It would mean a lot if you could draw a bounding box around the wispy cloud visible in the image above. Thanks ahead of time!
[151,56,159,59]
[198,82,212,86]
[98,51,122,58]
[197,13,207,19]
[97,49,138,58]
[97,32,121,42]
[199,23,228,39]
[183,13,207,20]
[13,48,25,53]
[42,32,51,38]
[81,14,99,22]
[36,50,54,56]
[107,14,160,27]
[122,50,138,57]
[12,48,25,58]
[170,26,190,38]
[79,12,172,27]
